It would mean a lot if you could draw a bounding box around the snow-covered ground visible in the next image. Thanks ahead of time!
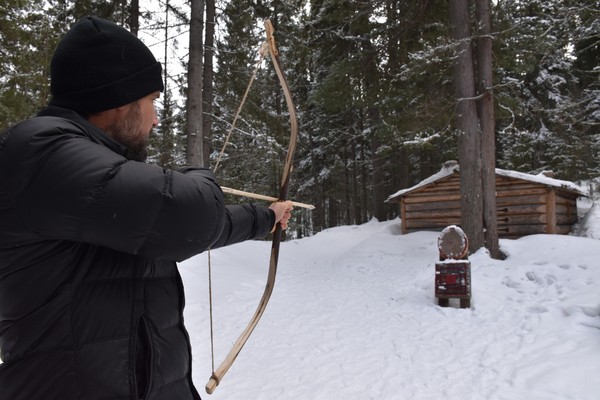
[180,199,600,400]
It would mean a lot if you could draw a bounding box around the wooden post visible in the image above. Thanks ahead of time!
[400,199,407,234]
[546,187,556,234]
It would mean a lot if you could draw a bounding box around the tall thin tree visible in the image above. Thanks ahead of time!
[450,0,485,251]
[202,0,215,167]
[475,0,501,258]
[157,0,176,168]
[186,0,205,166]
[129,0,139,35]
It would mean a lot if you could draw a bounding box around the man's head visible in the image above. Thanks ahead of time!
[49,16,164,114]
[49,16,164,161]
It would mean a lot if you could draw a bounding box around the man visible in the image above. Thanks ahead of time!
[0,16,293,400]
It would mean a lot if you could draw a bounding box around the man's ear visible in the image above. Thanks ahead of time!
[113,102,134,115]
[87,108,119,131]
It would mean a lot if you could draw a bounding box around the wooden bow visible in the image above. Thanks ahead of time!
[205,19,298,394]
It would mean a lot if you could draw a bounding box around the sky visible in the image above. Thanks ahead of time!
[178,193,600,400]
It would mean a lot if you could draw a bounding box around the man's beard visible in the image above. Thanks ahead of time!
[104,102,149,162]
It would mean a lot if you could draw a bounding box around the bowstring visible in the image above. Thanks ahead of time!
[207,38,270,375]
[212,40,270,175]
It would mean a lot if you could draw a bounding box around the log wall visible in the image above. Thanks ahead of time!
[399,173,579,238]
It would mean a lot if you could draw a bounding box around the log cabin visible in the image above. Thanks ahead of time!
[386,161,588,238]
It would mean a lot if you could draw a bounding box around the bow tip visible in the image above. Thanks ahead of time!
[205,375,219,394]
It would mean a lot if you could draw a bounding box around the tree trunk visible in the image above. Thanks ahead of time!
[343,146,352,224]
[352,143,362,224]
[328,197,339,227]
[202,0,215,167]
[185,0,205,166]
[158,0,175,168]
[450,0,484,252]
[129,0,139,35]
[359,2,386,222]
[475,0,502,259]
[371,134,386,221]
[360,144,369,222]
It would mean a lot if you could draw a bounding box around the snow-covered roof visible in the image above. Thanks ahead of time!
[387,161,589,201]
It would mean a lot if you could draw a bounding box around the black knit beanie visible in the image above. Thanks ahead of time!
[49,16,164,113]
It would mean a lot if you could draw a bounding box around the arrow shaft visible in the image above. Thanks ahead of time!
[220,186,314,209]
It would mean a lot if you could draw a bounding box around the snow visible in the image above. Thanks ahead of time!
[386,162,588,201]
[179,206,600,400]
[574,201,600,239]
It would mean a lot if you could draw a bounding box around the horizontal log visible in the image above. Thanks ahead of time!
[405,214,577,232]
[407,200,571,210]
[496,187,548,197]
[497,214,546,225]
[495,177,580,197]
[405,223,573,238]
[496,179,546,188]
[556,224,573,234]
[416,179,554,193]
[497,224,548,235]
[403,193,462,204]
[413,182,460,195]
[406,213,574,225]
[419,176,566,189]
[393,168,585,202]
[405,218,460,229]
[404,189,576,206]
[404,200,576,215]
[408,209,462,219]
[497,204,544,215]
[554,197,578,206]
[497,224,572,236]
[496,213,576,225]
[496,194,546,206]
[501,235,521,239]
[406,187,461,198]
[557,214,578,224]
[404,200,461,212]
[402,190,577,206]
[496,203,569,215]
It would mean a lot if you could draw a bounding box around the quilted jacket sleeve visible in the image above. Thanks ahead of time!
[0,117,274,261]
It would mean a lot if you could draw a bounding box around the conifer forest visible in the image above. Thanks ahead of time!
[1,0,598,239]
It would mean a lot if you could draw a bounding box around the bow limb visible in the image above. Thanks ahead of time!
[205,19,298,395]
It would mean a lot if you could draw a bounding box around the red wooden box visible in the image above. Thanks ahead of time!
[435,260,471,307]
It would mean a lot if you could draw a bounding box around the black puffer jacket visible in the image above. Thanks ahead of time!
[0,107,275,400]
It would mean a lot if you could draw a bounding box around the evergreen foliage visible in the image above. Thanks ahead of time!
[1,0,598,235]
[494,0,600,180]
[144,0,187,168]
[1,1,56,125]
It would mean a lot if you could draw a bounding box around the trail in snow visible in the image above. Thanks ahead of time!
[179,219,600,400]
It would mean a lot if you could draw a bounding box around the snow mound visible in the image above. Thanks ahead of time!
[179,218,600,400]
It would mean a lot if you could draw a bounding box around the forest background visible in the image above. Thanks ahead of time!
[1,0,598,239]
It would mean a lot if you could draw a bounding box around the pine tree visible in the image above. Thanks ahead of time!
[144,0,186,168]
[494,0,599,180]
[0,1,58,126]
